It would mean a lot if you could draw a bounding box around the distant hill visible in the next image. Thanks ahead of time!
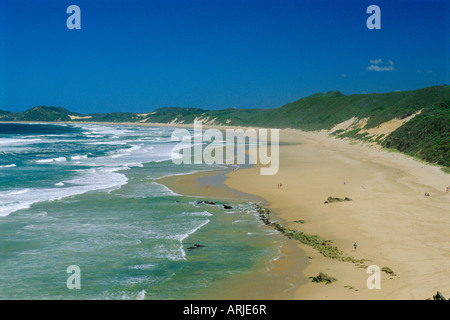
[0,110,13,119]
[0,85,449,169]
[0,106,78,122]
[2,85,448,128]
[140,107,267,126]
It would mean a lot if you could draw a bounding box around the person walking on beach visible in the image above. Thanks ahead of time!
[353,242,357,251]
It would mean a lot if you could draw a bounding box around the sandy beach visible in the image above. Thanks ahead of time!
[157,123,450,299]
[220,128,450,300]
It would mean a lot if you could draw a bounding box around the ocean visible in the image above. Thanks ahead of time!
[0,122,283,299]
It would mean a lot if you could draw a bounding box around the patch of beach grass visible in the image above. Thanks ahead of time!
[309,272,337,285]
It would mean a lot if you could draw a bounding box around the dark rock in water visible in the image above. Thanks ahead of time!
[187,244,206,250]
[223,204,233,210]
[433,291,447,300]
[194,200,216,205]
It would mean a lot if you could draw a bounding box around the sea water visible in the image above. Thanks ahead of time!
[0,122,283,299]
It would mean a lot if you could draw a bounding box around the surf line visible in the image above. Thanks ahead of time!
[170,120,279,175]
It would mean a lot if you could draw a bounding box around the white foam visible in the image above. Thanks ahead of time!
[128,264,157,270]
[0,167,128,217]
[168,219,210,260]
[77,143,174,169]
[100,289,147,300]
[182,211,213,217]
[109,145,142,158]
[0,138,42,145]
[0,124,181,217]
[155,168,217,180]
[5,188,30,195]
[0,164,16,168]
[136,290,146,300]
[76,124,136,137]
[36,157,67,164]
[86,141,127,145]
[148,182,180,196]
[71,155,88,160]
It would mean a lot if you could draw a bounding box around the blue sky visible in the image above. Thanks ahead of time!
[0,0,448,113]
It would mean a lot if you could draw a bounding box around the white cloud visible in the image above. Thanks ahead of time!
[366,59,395,72]
[341,73,348,78]
[370,58,383,64]
[367,65,395,71]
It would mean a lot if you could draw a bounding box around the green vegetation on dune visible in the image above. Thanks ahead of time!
[259,85,450,130]
[382,101,450,167]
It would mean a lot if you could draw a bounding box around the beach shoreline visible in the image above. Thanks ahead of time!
[155,121,449,299]
[8,120,450,299]
[158,168,310,300]
[222,129,450,300]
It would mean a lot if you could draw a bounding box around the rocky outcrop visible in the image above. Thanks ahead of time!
[381,266,396,276]
[253,203,370,265]
[193,200,233,209]
[309,272,337,284]
[324,196,352,204]
[432,291,447,300]
[187,244,206,250]
[194,200,216,205]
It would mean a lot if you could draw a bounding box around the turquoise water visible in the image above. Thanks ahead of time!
[0,123,281,299]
